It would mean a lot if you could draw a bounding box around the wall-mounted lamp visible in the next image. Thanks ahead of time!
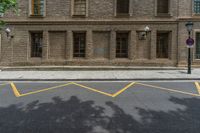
[5,27,14,39]
[138,26,150,40]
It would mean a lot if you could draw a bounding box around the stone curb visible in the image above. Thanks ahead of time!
[0,66,187,71]
[0,78,200,81]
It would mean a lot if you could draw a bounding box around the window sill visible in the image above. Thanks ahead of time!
[72,15,86,18]
[115,14,130,18]
[29,15,45,18]
[73,57,86,59]
[192,13,200,17]
[155,58,171,60]
[155,13,172,17]
[30,57,42,58]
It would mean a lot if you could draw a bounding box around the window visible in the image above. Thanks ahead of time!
[156,32,169,58]
[157,0,169,15]
[116,33,129,58]
[116,0,129,15]
[31,32,43,58]
[194,0,200,14]
[30,0,45,16]
[73,0,86,16]
[196,33,200,59]
[73,32,86,57]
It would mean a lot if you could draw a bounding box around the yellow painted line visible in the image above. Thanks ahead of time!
[71,82,113,97]
[10,82,21,97]
[195,82,200,95]
[137,83,200,97]
[19,82,73,97]
[112,82,136,97]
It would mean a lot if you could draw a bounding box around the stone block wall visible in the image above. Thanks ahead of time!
[0,0,199,67]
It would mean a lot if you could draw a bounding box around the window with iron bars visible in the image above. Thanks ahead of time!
[196,33,200,59]
[116,33,129,58]
[116,0,129,15]
[157,0,169,15]
[31,0,44,16]
[194,0,200,14]
[31,32,43,58]
[73,32,86,58]
[156,32,169,58]
[74,0,86,16]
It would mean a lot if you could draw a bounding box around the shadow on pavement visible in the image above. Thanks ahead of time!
[0,96,200,133]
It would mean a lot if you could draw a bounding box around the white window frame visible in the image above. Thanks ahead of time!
[29,0,46,17]
[114,0,133,16]
[155,0,172,17]
[71,0,88,17]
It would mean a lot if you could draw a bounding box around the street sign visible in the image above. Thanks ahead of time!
[186,38,194,47]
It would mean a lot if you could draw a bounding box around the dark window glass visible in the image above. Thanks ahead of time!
[73,33,86,57]
[117,0,129,15]
[196,33,200,59]
[156,32,169,58]
[157,0,169,14]
[31,0,44,15]
[194,0,200,14]
[31,32,43,57]
[116,33,129,58]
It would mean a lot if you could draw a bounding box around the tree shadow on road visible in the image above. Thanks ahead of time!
[0,96,200,133]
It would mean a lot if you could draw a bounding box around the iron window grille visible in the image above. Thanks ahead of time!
[116,33,129,58]
[196,33,200,59]
[31,0,44,16]
[157,0,169,15]
[116,0,129,15]
[194,0,200,14]
[156,32,169,58]
[74,0,86,16]
[31,32,43,58]
[73,32,86,58]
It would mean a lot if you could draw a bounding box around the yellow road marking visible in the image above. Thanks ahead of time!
[10,82,21,97]
[195,82,200,95]
[137,83,200,97]
[11,81,200,98]
[20,82,73,97]
[71,82,113,97]
[112,82,136,97]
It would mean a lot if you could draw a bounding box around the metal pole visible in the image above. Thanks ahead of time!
[188,47,191,74]
[188,31,191,74]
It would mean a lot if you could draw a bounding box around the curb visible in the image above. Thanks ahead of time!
[0,66,187,71]
[0,78,200,81]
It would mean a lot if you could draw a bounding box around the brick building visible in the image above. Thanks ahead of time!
[0,0,200,67]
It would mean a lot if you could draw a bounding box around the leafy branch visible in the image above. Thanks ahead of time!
[0,0,17,29]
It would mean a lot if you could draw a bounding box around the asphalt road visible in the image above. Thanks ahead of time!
[1,81,200,133]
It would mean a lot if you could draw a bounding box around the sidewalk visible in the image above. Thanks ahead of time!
[0,66,199,81]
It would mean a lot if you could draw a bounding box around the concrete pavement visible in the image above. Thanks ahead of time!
[0,68,199,81]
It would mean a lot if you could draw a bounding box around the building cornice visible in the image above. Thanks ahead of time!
[178,17,200,21]
[4,20,179,25]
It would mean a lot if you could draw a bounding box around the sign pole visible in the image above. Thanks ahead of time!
[186,31,194,74]
[188,47,191,74]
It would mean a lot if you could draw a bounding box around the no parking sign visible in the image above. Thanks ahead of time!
[186,37,194,48]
